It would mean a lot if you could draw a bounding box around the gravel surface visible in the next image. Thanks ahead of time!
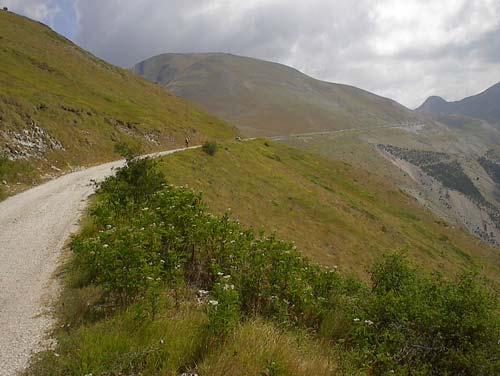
[0,147,191,376]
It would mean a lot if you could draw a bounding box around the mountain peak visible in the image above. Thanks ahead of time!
[416,81,500,124]
[416,96,448,113]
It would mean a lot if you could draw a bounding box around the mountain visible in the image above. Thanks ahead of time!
[132,53,420,136]
[0,11,234,196]
[417,81,500,124]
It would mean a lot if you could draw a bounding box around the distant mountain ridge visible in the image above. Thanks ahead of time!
[133,53,421,136]
[417,81,500,124]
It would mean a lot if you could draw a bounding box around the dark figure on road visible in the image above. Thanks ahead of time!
[185,137,189,148]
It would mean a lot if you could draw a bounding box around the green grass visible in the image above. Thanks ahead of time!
[157,139,499,282]
[28,294,211,376]
[0,11,235,197]
[198,320,338,376]
[25,158,499,375]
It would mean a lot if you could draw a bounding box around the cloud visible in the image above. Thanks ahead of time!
[6,0,500,108]
[4,0,60,26]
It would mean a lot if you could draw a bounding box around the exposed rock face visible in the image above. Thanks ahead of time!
[0,122,64,160]
[378,144,500,247]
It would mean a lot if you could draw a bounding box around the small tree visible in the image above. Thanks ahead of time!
[202,141,218,156]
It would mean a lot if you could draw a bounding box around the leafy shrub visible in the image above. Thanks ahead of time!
[202,141,218,156]
[207,276,241,335]
[70,159,499,375]
[347,254,500,375]
[96,157,165,208]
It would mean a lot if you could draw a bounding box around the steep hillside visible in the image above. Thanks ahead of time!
[0,11,235,196]
[417,81,500,124]
[157,140,499,282]
[280,121,500,246]
[133,53,420,136]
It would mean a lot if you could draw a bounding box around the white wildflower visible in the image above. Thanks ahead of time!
[353,318,360,322]
[208,300,219,306]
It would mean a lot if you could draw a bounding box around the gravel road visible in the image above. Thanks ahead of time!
[0,147,191,376]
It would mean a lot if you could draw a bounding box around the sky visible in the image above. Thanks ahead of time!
[3,0,500,108]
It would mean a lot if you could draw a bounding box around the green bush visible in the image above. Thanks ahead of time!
[348,254,500,375]
[202,141,218,156]
[69,160,499,375]
[97,157,165,208]
[207,276,241,335]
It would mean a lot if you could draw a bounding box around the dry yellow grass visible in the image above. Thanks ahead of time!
[198,320,338,376]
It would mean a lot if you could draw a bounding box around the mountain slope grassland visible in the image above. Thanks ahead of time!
[133,53,421,137]
[26,155,499,375]
[281,123,500,245]
[156,140,499,283]
[0,12,235,198]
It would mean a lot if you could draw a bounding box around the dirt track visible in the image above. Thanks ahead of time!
[0,147,192,375]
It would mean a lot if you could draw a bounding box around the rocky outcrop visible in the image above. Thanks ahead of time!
[1,121,64,160]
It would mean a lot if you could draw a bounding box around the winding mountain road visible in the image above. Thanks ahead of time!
[0,147,195,376]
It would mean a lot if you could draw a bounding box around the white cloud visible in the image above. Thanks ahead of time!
[4,0,60,26]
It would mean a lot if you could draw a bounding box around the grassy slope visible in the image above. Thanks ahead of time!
[133,53,420,137]
[158,140,499,281]
[0,12,234,194]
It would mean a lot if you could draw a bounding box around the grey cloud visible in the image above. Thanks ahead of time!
[6,0,500,108]
[4,0,59,25]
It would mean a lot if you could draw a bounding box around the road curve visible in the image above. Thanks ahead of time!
[0,146,194,376]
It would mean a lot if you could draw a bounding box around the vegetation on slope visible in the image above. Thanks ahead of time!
[479,155,500,187]
[379,145,485,204]
[0,11,234,196]
[157,140,499,281]
[26,156,499,375]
